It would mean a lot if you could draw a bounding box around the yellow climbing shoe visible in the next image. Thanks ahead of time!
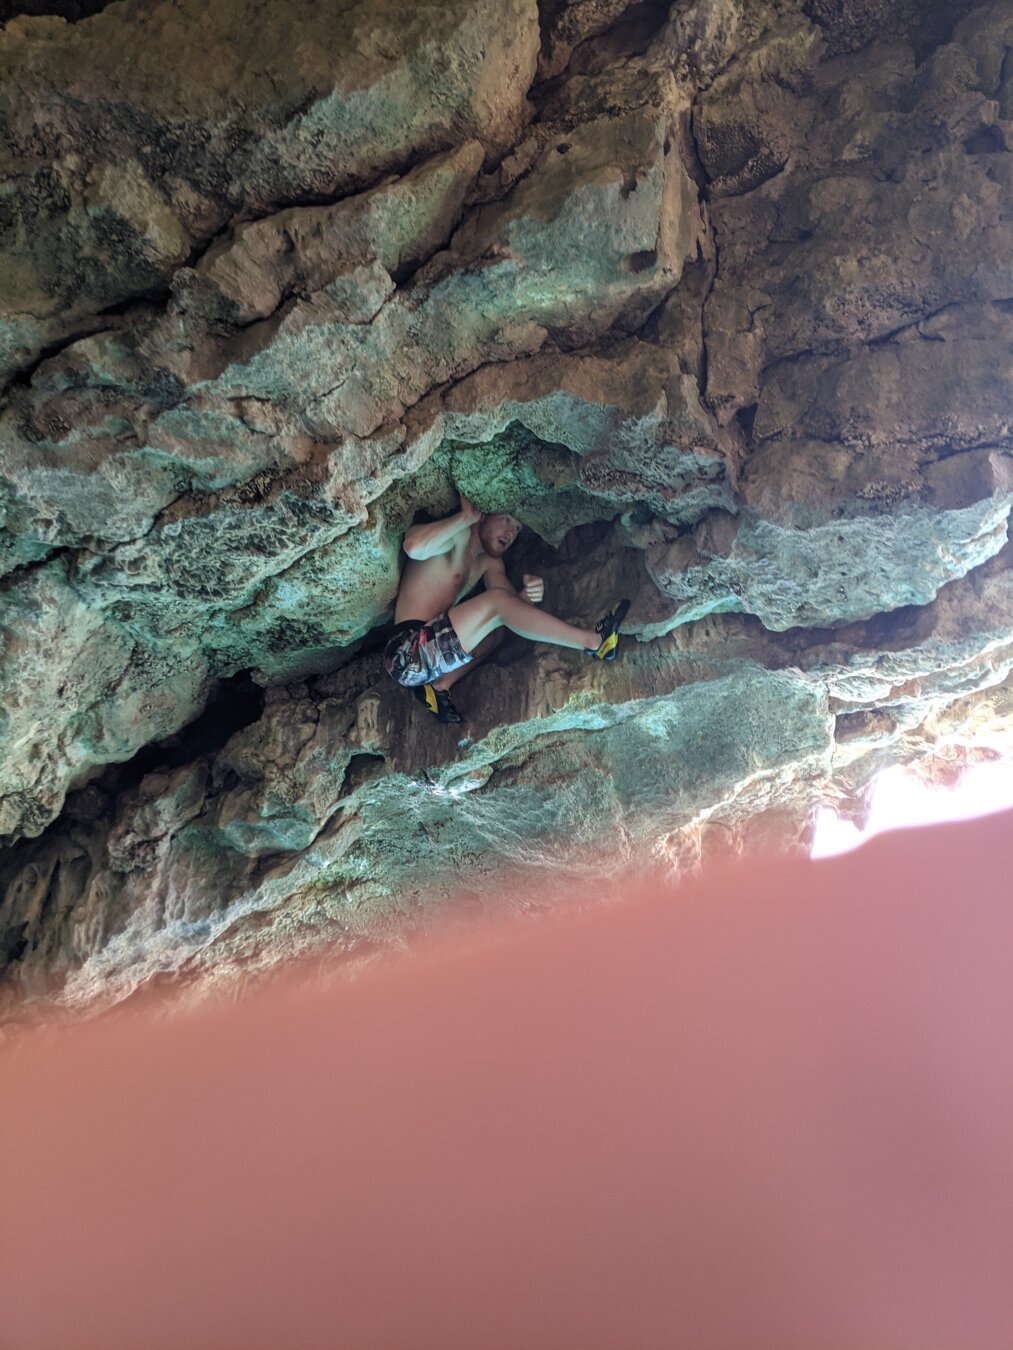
[585,598,630,662]
[412,683,464,723]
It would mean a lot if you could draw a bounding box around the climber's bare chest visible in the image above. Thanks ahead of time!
[395,540,488,623]
[442,546,485,602]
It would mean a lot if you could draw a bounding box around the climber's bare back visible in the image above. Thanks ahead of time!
[394,533,488,624]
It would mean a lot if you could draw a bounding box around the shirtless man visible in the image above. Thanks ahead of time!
[383,492,630,723]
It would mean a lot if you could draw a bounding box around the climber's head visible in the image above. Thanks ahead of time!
[478,512,521,558]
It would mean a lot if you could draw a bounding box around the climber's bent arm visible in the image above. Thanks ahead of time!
[403,510,472,560]
[482,556,521,599]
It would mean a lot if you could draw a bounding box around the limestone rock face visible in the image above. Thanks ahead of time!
[0,0,539,375]
[1,0,1011,1019]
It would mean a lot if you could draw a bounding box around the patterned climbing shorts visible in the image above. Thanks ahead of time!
[383,611,473,687]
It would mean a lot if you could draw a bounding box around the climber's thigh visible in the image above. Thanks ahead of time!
[446,593,504,653]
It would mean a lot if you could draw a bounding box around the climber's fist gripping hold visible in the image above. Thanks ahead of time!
[385,490,630,724]
[522,574,544,604]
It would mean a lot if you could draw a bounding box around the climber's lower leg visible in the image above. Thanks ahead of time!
[447,592,600,654]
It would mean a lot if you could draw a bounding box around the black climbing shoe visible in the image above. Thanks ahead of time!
[585,598,630,661]
[413,683,465,724]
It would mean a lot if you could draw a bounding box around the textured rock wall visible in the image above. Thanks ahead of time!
[0,0,1010,1018]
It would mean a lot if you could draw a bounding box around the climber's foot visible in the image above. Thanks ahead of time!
[585,598,630,661]
[413,683,464,724]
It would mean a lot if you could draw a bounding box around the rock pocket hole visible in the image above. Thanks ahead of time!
[624,249,657,274]
[341,753,386,798]
[1,0,118,22]
[962,125,1006,155]
[735,402,758,442]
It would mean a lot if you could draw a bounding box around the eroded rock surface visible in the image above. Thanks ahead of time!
[1,0,1010,1018]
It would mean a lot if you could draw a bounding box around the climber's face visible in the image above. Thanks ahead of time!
[479,513,521,557]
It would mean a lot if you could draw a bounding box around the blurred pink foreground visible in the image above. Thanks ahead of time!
[4,812,1013,1350]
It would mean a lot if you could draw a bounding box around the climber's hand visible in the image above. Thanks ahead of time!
[522,574,544,604]
[458,493,483,526]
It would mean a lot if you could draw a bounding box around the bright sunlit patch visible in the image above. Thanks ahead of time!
[812,757,1013,858]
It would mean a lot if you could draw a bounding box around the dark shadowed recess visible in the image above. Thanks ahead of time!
[0,671,266,944]
[112,669,266,782]
[1,0,117,20]
[801,0,982,62]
